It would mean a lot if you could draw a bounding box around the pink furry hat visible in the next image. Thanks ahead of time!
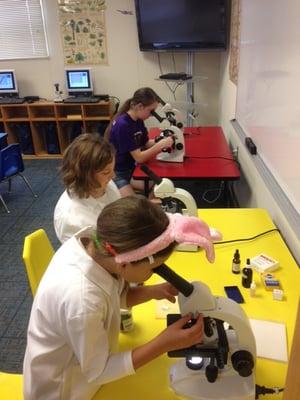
[114,213,222,264]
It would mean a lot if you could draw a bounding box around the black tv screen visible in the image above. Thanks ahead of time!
[135,0,229,52]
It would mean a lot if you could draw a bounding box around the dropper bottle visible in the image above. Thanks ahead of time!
[232,249,241,274]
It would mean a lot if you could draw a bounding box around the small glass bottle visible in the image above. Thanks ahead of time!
[250,282,256,297]
[232,249,241,274]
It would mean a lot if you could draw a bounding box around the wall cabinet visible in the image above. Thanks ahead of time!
[0,101,113,158]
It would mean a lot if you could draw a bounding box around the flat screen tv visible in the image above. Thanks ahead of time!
[135,0,230,52]
[65,68,93,96]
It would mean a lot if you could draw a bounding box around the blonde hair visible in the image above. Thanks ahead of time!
[61,133,115,198]
[96,197,176,262]
[104,87,160,140]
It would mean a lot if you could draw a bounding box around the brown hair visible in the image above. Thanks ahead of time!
[96,196,176,262]
[104,87,160,140]
[61,133,115,198]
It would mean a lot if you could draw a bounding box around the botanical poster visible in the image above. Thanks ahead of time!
[229,0,241,85]
[58,0,108,65]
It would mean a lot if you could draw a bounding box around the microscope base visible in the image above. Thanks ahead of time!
[156,152,184,163]
[169,360,255,400]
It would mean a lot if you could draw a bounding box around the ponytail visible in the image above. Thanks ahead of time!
[104,98,132,140]
[104,87,160,140]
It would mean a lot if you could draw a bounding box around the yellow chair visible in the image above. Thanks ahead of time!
[22,229,55,296]
[0,371,23,400]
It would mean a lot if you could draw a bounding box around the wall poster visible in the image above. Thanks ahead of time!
[58,0,108,65]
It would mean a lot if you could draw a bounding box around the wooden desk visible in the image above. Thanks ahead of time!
[93,208,299,400]
[0,101,113,158]
[133,127,240,203]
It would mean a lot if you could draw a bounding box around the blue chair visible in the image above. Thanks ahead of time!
[0,143,37,213]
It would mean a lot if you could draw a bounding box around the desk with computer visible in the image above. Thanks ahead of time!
[0,67,108,105]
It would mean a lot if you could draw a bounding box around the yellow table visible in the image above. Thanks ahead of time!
[93,208,299,400]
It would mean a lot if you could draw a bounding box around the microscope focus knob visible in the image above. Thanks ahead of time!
[203,317,214,337]
[205,364,218,383]
[176,142,184,151]
[231,350,254,377]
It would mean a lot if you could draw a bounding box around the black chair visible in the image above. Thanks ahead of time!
[0,143,37,213]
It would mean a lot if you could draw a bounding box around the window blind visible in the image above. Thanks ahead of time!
[0,0,49,60]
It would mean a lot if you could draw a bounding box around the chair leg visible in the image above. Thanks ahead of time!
[0,194,10,213]
[8,178,12,193]
[18,173,38,198]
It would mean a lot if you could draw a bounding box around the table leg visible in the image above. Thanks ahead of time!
[144,178,150,198]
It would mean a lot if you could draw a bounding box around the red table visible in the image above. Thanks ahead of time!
[133,126,240,204]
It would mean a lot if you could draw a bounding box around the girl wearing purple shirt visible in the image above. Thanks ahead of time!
[105,87,173,197]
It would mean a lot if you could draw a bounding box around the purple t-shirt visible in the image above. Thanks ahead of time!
[109,113,149,172]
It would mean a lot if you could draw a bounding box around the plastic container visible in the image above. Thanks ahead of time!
[250,282,256,297]
[120,309,134,332]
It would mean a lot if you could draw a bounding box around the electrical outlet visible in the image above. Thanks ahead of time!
[232,147,239,161]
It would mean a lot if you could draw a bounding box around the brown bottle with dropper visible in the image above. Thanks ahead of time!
[232,249,241,274]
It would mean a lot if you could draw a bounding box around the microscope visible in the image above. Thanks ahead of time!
[141,164,198,251]
[151,99,185,163]
[154,264,256,400]
[53,83,63,102]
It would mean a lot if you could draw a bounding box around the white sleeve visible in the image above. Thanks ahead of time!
[120,280,130,309]
[66,311,135,384]
[108,180,121,200]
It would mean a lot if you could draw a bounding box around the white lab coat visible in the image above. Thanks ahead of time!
[23,227,135,400]
[54,180,120,243]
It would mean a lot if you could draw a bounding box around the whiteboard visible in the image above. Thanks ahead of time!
[236,0,300,215]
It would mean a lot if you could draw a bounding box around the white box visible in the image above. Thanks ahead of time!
[251,253,279,273]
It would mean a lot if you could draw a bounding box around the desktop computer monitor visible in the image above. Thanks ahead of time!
[0,70,19,97]
[65,68,93,96]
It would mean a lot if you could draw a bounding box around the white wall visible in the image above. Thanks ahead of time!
[219,51,300,264]
[0,0,222,127]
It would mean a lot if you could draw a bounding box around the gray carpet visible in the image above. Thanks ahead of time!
[0,159,62,373]
[0,159,232,374]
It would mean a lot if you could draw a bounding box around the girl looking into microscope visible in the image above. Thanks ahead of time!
[24,196,220,400]
[104,87,173,197]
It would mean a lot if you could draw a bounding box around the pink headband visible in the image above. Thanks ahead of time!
[114,213,222,264]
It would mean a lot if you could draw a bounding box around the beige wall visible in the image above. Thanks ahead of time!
[219,51,300,263]
[0,0,221,127]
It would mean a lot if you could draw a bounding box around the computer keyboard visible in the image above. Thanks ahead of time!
[63,96,101,103]
[159,73,192,80]
[0,97,26,104]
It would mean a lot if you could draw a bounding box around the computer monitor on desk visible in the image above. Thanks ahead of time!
[0,70,19,97]
[65,68,94,97]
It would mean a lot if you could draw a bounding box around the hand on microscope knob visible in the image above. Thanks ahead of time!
[159,136,174,151]
[159,313,204,353]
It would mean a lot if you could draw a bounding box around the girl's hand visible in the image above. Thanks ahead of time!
[158,313,204,352]
[159,136,174,150]
[150,282,179,303]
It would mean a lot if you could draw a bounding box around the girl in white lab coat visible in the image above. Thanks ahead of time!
[54,133,120,243]
[24,196,219,400]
